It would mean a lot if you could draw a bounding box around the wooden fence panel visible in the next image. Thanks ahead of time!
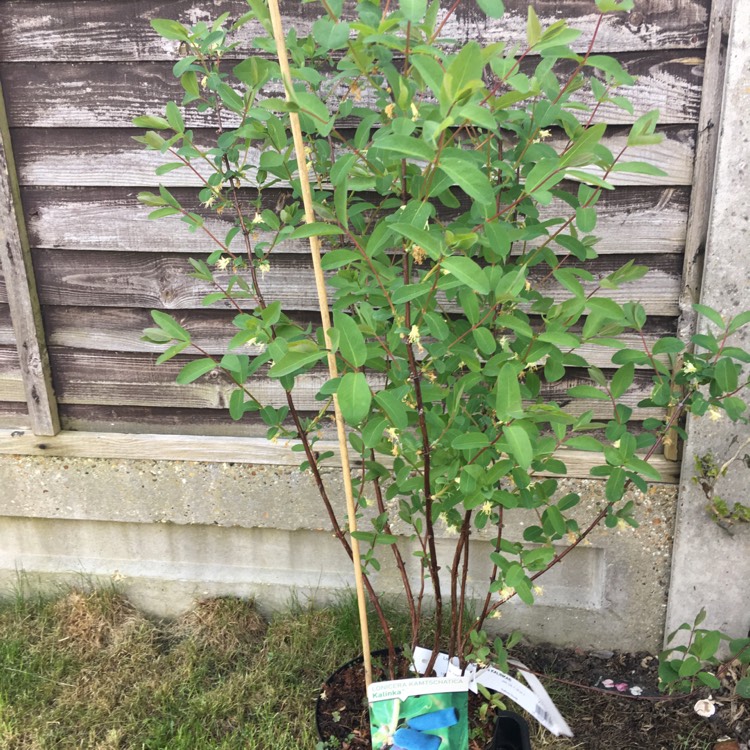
[0,0,711,63]
[0,0,714,453]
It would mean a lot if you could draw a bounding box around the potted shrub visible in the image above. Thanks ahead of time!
[135,0,750,745]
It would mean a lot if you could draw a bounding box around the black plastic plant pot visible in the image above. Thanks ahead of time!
[488,711,532,750]
[315,648,396,744]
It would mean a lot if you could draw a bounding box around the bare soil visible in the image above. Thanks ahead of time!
[317,642,749,750]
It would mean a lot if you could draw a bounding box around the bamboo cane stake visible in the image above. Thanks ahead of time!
[266,0,373,686]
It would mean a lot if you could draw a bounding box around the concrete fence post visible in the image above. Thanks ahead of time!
[665,0,750,643]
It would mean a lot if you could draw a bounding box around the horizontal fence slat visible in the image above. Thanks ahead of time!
[0,304,14,345]
[0,402,29,428]
[41,305,675,370]
[0,51,703,128]
[0,0,710,62]
[23,185,690,256]
[39,346,663,419]
[0,428,680,482]
[0,345,25,401]
[11,125,696,188]
[21,249,682,315]
[50,404,670,447]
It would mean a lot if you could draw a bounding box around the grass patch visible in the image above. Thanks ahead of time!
[0,588,737,749]
[0,588,380,750]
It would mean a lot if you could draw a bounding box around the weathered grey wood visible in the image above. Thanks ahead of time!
[665,0,734,461]
[11,126,695,188]
[0,82,60,434]
[24,249,683,315]
[0,346,25,401]
[0,303,13,345]
[676,0,734,344]
[37,346,663,419]
[0,402,29,428]
[23,185,690,256]
[41,305,673,369]
[0,0,710,63]
[0,428,680,483]
[1,52,703,128]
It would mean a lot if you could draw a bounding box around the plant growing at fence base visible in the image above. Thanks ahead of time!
[136,0,750,684]
[659,608,750,700]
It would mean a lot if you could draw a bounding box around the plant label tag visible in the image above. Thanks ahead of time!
[367,676,470,750]
[508,659,572,738]
[410,646,450,676]
[475,664,572,737]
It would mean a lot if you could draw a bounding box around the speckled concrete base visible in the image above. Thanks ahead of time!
[0,454,677,651]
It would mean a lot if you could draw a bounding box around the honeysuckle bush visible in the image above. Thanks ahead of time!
[136,0,750,685]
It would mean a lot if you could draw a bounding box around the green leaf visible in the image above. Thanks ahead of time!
[362,417,387,449]
[595,0,635,12]
[527,5,542,47]
[375,390,409,430]
[452,432,490,450]
[737,677,750,699]
[233,56,273,88]
[150,19,190,41]
[441,42,484,106]
[559,124,607,169]
[165,101,185,133]
[605,466,626,502]
[723,396,747,421]
[288,222,345,239]
[150,310,190,342]
[333,312,367,368]
[154,163,185,176]
[311,17,350,49]
[132,115,171,130]
[693,302,725,329]
[610,363,634,400]
[391,223,444,260]
[337,372,372,426]
[728,309,750,334]
[696,672,721,690]
[576,206,597,233]
[330,153,358,187]
[567,385,609,400]
[714,357,738,392]
[441,256,490,294]
[293,91,333,135]
[371,134,435,162]
[154,341,189,364]
[400,0,427,21]
[476,0,505,18]
[496,364,524,421]
[652,337,685,355]
[504,424,533,470]
[565,436,604,452]
[543,505,566,536]
[610,161,667,177]
[268,349,326,378]
[525,158,564,197]
[565,170,615,190]
[229,389,247,421]
[148,207,180,220]
[321,249,360,270]
[627,110,663,147]
[473,327,497,356]
[438,157,495,210]
[176,358,216,384]
[391,282,433,304]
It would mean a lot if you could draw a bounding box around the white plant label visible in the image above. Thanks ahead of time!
[410,647,573,738]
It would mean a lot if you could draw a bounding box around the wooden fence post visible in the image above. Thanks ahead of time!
[0,79,60,435]
[665,0,734,461]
